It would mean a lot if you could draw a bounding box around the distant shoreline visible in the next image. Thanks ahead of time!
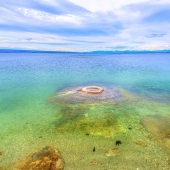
[0,49,170,54]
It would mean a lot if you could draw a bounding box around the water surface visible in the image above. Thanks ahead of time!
[0,53,170,169]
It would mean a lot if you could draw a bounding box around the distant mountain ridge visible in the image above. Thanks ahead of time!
[87,50,170,54]
[0,49,77,53]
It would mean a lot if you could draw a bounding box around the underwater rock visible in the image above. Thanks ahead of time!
[135,127,141,130]
[105,148,119,156]
[90,159,97,165]
[115,140,122,145]
[140,115,170,155]
[48,86,136,105]
[140,115,170,139]
[13,146,64,170]
[162,139,170,154]
[135,140,147,147]
[0,167,7,170]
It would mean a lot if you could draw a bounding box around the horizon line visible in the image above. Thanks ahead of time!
[0,48,170,54]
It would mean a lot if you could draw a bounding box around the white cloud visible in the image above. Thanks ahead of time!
[68,0,149,12]
[17,7,82,25]
[0,0,170,51]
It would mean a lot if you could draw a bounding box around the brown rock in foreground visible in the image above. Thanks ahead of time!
[14,146,64,170]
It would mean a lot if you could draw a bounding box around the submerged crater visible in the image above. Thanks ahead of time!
[80,86,104,94]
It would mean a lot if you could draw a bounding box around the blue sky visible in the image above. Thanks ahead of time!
[0,0,170,51]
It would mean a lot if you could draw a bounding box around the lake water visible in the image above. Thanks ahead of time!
[0,52,170,169]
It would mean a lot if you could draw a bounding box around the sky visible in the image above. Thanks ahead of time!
[0,0,170,52]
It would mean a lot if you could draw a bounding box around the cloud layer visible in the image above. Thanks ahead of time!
[0,0,170,51]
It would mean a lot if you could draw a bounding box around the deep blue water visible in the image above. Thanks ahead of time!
[1,53,170,106]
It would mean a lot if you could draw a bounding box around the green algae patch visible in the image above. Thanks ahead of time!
[52,103,127,137]
[56,112,126,137]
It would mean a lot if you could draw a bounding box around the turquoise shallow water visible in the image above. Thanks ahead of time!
[0,52,170,169]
